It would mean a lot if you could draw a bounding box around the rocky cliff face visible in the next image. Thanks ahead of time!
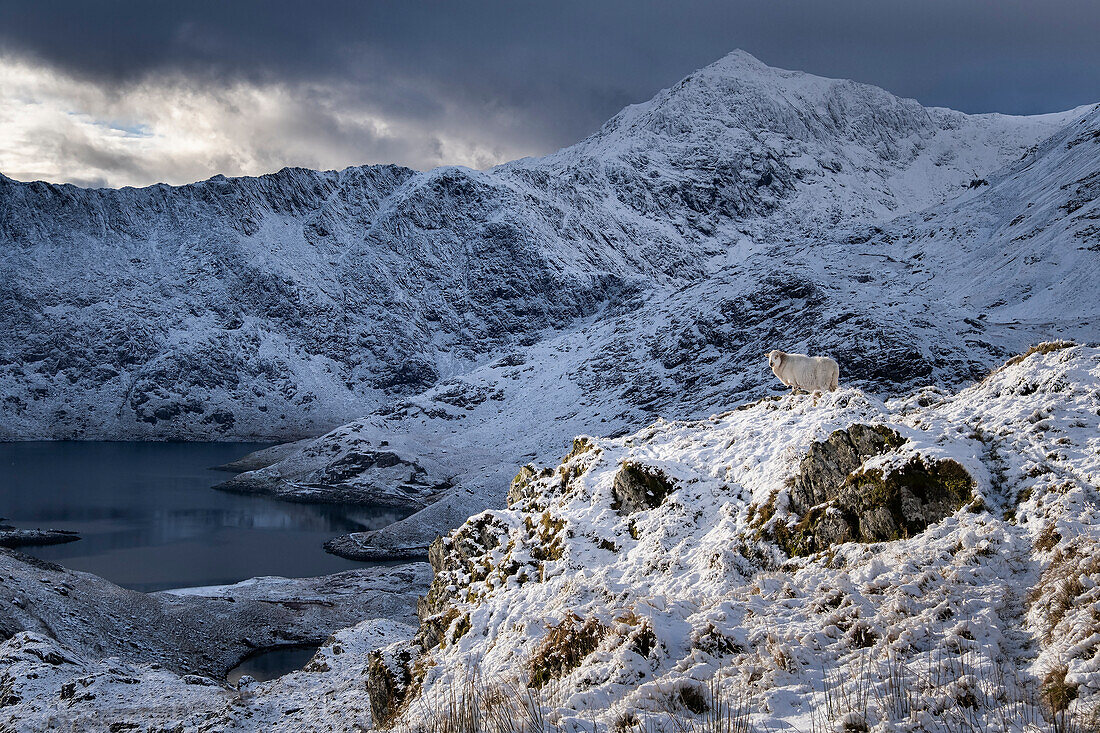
[1,51,1088,440]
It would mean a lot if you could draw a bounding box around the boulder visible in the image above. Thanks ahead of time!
[611,462,676,514]
[776,424,974,556]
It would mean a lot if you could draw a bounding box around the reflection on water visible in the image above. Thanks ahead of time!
[226,644,322,685]
[0,442,403,591]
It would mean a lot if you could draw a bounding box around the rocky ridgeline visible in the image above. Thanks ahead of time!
[2,52,1086,440]
[366,420,978,724]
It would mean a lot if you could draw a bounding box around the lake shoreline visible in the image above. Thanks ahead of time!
[0,440,405,592]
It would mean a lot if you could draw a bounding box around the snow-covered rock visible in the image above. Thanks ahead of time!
[0,617,416,732]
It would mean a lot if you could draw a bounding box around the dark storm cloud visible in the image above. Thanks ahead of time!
[1,1,1098,187]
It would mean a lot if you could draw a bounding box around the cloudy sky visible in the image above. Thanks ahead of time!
[1,1,1098,188]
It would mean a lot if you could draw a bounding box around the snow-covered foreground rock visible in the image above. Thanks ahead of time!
[366,344,1100,731]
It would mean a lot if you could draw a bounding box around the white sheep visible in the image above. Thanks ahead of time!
[767,350,839,393]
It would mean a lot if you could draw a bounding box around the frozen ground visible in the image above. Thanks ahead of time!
[0,548,428,729]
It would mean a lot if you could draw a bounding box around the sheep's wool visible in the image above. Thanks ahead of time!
[768,350,840,392]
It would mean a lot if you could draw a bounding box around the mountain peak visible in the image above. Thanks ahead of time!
[530,48,1075,228]
[695,47,787,78]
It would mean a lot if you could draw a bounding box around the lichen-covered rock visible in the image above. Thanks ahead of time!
[417,513,511,648]
[365,643,418,728]
[508,438,601,510]
[776,425,974,556]
[841,457,974,540]
[787,424,906,512]
[611,462,677,514]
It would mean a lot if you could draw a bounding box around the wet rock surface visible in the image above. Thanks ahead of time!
[0,525,80,548]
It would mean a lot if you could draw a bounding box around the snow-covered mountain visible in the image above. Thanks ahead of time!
[1,50,1092,443]
[3,48,1100,731]
[211,63,1098,561]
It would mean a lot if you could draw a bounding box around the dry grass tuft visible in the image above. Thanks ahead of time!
[528,613,606,689]
[1028,543,1098,643]
[394,669,550,733]
[987,341,1077,380]
[1043,666,1079,717]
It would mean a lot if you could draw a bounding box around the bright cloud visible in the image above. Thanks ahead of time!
[0,55,530,188]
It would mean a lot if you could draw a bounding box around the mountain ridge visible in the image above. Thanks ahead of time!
[1,50,1095,447]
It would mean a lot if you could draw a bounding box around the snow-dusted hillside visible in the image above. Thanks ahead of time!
[367,343,1100,730]
[1,50,1090,441]
[6,344,1097,730]
[217,98,1099,562]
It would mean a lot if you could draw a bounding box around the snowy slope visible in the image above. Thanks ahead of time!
[222,101,1099,560]
[6,344,1097,730]
[372,343,1100,731]
[0,51,1087,441]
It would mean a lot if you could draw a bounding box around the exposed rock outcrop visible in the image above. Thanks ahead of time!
[775,424,975,556]
[0,526,80,548]
[787,424,907,511]
[611,462,677,514]
[365,643,418,728]
[215,445,452,510]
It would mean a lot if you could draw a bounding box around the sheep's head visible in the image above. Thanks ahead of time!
[768,350,784,369]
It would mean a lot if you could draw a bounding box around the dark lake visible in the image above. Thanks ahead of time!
[0,441,402,592]
[226,644,322,686]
